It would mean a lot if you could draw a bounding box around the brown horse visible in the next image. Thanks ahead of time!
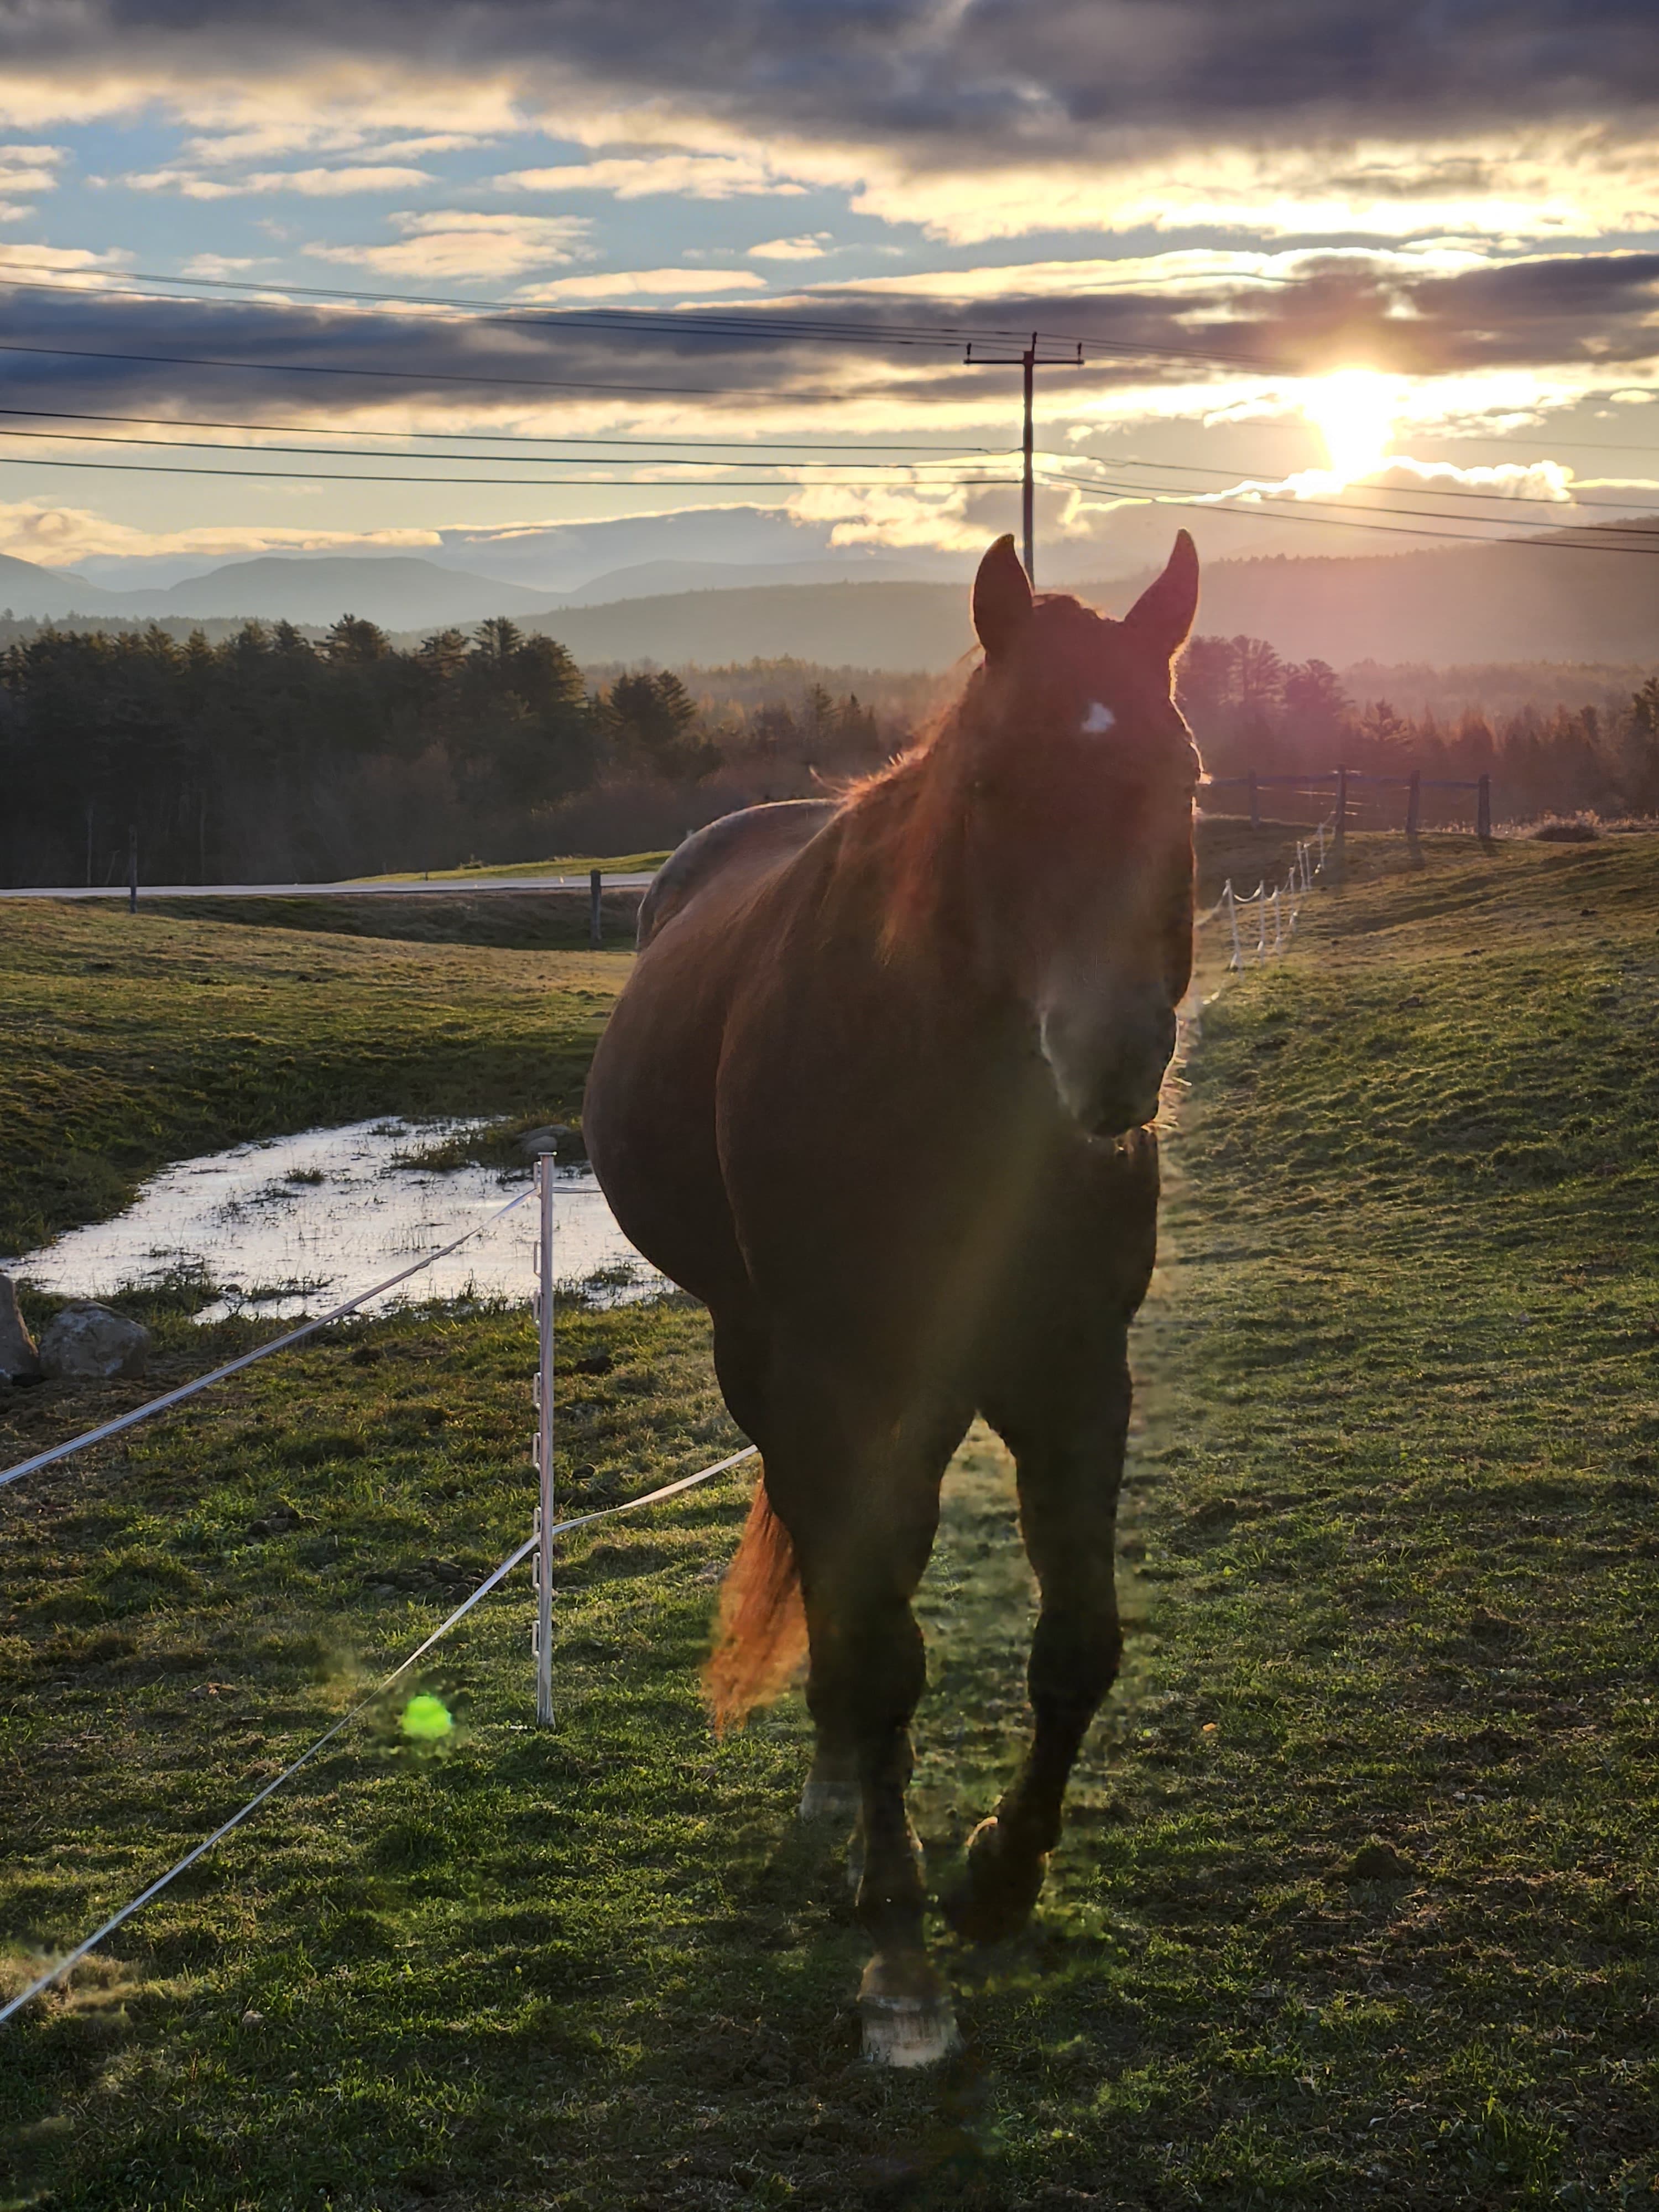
[583,531,1201,2064]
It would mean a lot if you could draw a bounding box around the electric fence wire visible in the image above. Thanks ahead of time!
[0,1443,757,2028]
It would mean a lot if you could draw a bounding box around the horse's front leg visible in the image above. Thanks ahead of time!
[765,1356,968,2065]
[949,1335,1130,1943]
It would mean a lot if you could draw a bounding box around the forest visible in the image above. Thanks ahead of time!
[0,617,899,886]
[1,614,1656,885]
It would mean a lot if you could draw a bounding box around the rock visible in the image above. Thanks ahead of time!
[38,1303,153,1381]
[0,1273,41,1380]
[518,1123,574,1156]
[1344,1839,1417,1884]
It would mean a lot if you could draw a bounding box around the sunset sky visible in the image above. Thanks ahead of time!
[0,1,1655,589]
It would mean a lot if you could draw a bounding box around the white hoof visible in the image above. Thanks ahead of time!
[857,1955,959,2068]
[860,1991,960,2069]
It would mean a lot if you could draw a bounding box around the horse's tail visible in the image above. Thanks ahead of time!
[703,1473,808,1735]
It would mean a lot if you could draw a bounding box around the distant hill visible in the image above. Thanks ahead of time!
[2,515,1656,669]
[526,580,981,672]
[1169,520,1659,666]
[117,555,556,628]
[0,550,122,618]
[515,518,1659,671]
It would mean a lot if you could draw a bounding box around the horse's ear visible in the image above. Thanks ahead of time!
[972,534,1033,660]
[1124,530,1199,661]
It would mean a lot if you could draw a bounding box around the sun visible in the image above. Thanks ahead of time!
[1304,369,1399,483]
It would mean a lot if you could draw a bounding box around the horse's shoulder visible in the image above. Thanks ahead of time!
[637,800,840,948]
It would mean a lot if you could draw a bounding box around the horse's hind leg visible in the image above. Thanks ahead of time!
[709,1311,857,1824]
[763,1357,969,2065]
[948,1332,1130,1944]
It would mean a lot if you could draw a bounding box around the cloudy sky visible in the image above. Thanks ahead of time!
[0,0,1655,588]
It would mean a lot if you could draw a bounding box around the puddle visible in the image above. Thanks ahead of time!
[4,1118,665,1321]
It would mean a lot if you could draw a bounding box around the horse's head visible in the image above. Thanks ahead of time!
[957,530,1202,1139]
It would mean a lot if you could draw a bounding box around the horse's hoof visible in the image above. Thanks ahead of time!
[858,1957,959,2069]
[941,1816,1047,1944]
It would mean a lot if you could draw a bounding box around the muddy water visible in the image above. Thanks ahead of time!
[5,1118,664,1321]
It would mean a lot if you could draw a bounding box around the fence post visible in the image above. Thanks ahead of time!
[127,825,138,915]
[1224,880,1241,971]
[534,1155,556,1726]
[1248,768,1260,830]
[1477,774,1491,839]
[1316,819,1327,876]
[1271,885,1283,954]
[1334,766,1349,852]
[588,868,603,948]
[1255,883,1268,964]
[1405,769,1421,839]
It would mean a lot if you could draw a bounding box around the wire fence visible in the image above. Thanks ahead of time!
[1205,765,1493,839]
[3,808,1349,2023]
[0,1155,755,2026]
[1208,818,1331,972]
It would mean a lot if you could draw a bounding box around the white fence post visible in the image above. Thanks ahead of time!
[534,1155,556,1726]
[1255,883,1268,963]
[1224,879,1241,971]
[1271,885,1283,954]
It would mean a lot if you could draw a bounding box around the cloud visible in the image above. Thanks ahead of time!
[839,129,1659,244]
[749,235,833,261]
[498,153,808,200]
[0,12,1655,272]
[0,248,1652,464]
[180,252,264,277]
[0,498,446,566]
[0,7,1655,193]
[0,143,65,194]
[309,210,591,279]
[124,164,435,199]
[513,268,768,301]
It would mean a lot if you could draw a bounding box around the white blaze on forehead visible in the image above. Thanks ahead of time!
[1081,701,1117,734]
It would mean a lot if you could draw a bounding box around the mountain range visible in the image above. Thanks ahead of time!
[2,517,1656,671]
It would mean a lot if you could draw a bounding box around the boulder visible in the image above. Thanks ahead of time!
[518,1123,576,1157]
[38,1303,153,1381]
[0,1273,41,1380]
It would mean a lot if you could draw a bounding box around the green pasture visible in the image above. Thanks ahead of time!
[0,902,629,1258]
[3,827,1659,2206]
[355,853,673,885]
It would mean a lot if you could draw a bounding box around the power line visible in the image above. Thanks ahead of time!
[1042,468,1659,554]
[1065,449,1659,513]
[0,450,1018,488]
[0,421,1005,472]
[0,403,1008,454]
[0,260,1291,357]
[0,337,867,403]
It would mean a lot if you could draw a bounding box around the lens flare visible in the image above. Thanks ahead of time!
[401,1693,453,1741]
[1304,370,1399,483]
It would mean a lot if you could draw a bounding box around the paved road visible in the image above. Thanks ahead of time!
[0,873,657,900]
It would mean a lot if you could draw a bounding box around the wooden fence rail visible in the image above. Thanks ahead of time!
[1205,766,1491,841]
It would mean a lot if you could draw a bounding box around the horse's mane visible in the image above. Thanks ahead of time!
[826,591,1105,950]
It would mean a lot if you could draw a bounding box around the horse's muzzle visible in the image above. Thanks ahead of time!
[1040,1004,1174,1139]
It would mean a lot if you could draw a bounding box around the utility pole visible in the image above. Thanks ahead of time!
[963,331,1084,586]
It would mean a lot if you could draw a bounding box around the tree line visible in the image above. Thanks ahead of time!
[1177,635,1659,823]
[0,617,900,886]
[2,614,1655,885]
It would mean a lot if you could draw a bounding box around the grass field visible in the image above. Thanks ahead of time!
[0,902,630,1258]
[4,828,1659,2208]
[357,854,673,885]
